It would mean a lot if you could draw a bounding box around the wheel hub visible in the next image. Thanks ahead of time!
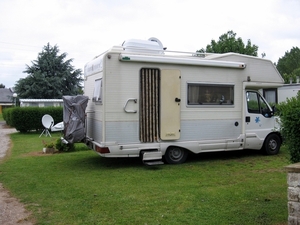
[269,139,277,150]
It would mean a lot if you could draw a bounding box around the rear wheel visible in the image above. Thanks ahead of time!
[263,134,281,155]
[164,147,188,164]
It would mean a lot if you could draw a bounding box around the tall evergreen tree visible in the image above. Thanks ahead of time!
[14,43,83,99]
[197,30,258,56]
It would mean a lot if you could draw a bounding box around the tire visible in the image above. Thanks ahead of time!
[263,134,281,155]
[164,147,188,164]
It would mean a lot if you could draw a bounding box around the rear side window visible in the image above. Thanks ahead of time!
[187,83,234,106]
[92,78,102,104]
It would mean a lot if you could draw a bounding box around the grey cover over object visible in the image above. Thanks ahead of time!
[63,96,89,143]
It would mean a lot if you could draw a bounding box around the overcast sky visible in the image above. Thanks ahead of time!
[1,0,300,89]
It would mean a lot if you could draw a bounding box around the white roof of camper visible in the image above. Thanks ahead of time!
[84,38,284,87]
[20,99,63,102]
[279,83,300,89]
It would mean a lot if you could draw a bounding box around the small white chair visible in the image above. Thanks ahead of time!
[51,121,64,132]
[39,114,54,137]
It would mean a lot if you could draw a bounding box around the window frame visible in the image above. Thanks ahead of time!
[246,90,273,117]
[263,88,277,105]
[186,82,235,108]
[92,78,102,104]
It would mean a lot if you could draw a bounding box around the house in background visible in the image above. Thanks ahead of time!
[19,99,63,107]
[0,88,15,113]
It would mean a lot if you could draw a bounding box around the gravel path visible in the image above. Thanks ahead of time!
[0,121,34,225]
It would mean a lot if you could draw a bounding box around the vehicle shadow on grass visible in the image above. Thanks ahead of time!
[68,152,156,170]
[188,149,266,163]
[66,149,269,171]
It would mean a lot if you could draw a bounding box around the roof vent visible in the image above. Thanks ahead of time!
[122,38,164,54]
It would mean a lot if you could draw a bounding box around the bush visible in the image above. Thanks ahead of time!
[3,107,63,132]
[3,107,13,126]
[277,93,300,163]
[55,138,75,152]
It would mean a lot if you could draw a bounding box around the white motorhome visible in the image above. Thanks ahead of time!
[68,38,284,165]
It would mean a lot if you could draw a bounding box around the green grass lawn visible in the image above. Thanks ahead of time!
[0,131,289,225]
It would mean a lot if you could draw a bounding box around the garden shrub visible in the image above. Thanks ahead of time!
[3,107,13,126]
[55,138,75,152]
[277,93,300,163]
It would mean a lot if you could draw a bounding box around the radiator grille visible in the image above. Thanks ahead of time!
[140,68,160,142]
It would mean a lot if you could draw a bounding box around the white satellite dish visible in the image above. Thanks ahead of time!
[39,114,54,137]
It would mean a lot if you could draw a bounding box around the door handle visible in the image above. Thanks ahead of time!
[175,98,181,102]
[124,98,137,113]
[245,116,250,123]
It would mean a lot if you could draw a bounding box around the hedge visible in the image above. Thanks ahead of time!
[277,93,300,163]
[3,107,63,132]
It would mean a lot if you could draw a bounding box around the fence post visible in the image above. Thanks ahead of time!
[285,163,300,224]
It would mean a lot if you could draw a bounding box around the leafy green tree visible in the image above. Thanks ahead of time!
[14,43,83,99]
[197,30,258,56]
[276,47,300,83]
[0,83,5,88]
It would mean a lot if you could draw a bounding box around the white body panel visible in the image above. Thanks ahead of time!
[278,84,300,102]
[83,39,284,161]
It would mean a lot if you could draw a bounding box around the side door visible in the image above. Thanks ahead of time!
[245,90,274,149]
[160,69,181,140]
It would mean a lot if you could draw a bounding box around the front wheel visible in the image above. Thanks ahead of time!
[263,134,281,155]
[164,147,188,164]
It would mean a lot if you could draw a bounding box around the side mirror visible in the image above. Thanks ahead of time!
[267,105,277,117]
[262,106,275,118]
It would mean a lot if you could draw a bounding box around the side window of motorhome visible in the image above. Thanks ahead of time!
[187,83,234,105]
[263,88,277,105]
[246,91,269,115]
[92,79,102,104]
